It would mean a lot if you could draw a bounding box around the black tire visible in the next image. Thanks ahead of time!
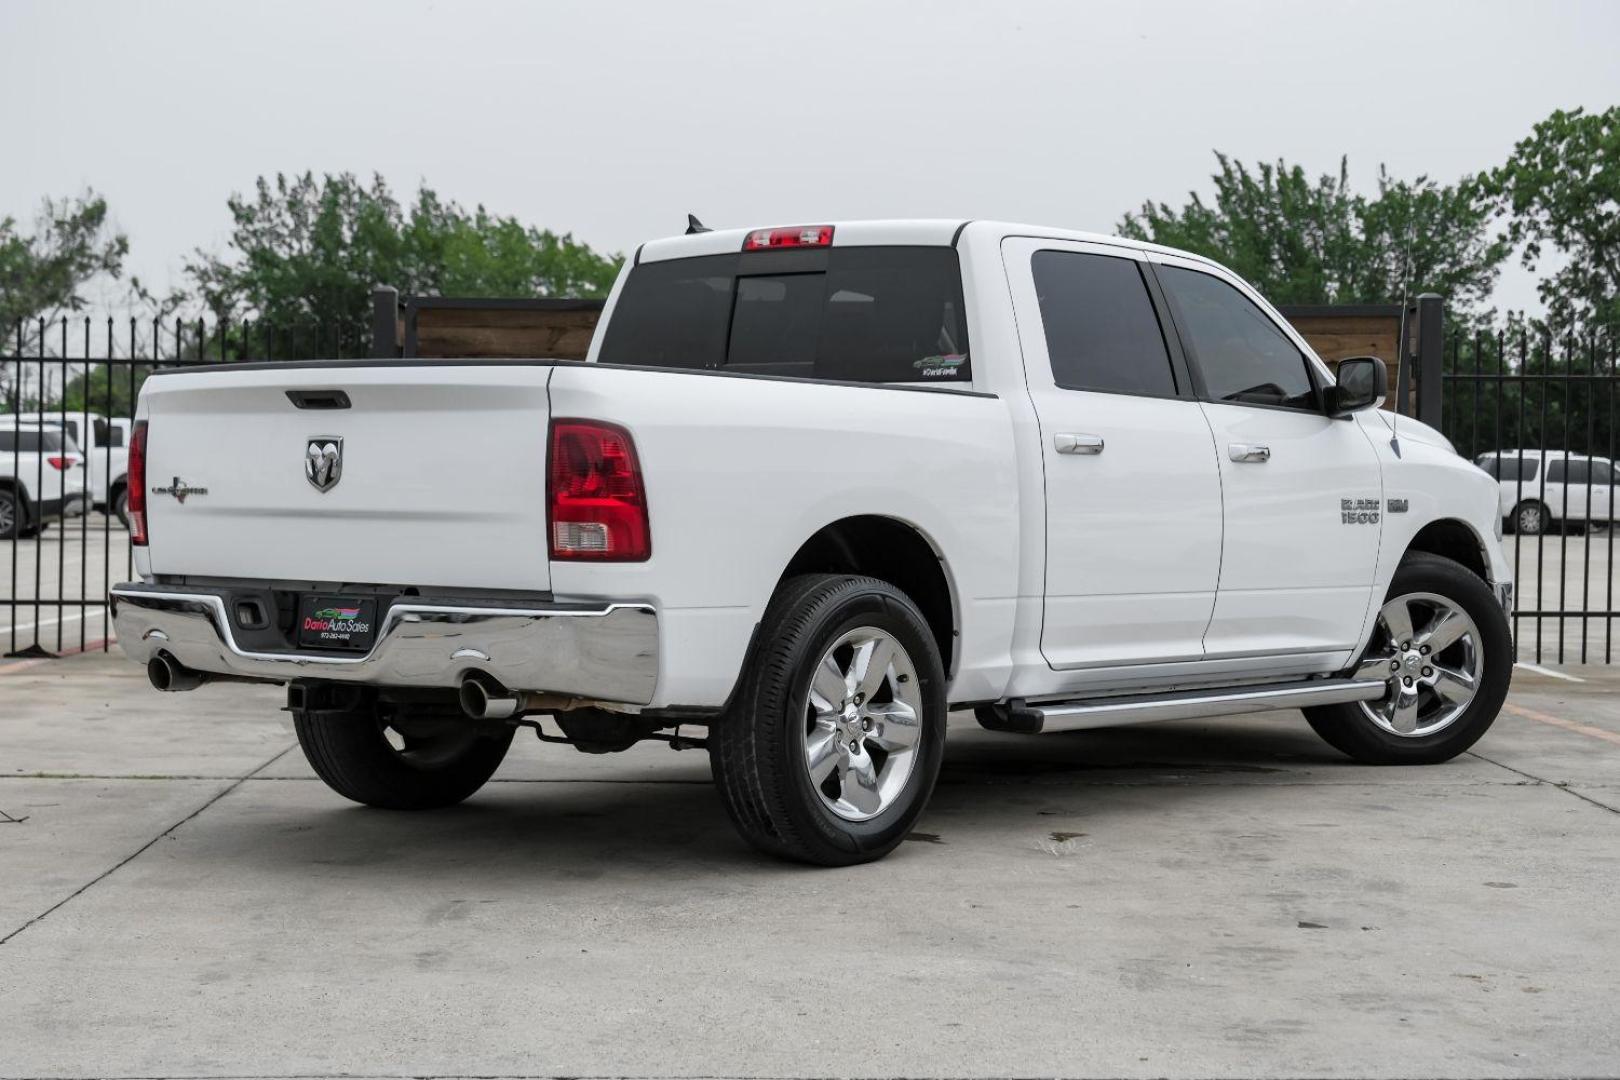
[111,485,130,530]
[1512,500,1546,536]
[294,697,514,810]
[710,574,947,866]
[0,490,19,540]
[1305,552,1512,765]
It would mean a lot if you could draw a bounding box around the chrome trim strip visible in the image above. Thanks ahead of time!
[1029,678,1385,734]
[110,586,658,704]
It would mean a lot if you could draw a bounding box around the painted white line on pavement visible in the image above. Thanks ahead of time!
[3,608,94,636]
[1514,662,1586,683]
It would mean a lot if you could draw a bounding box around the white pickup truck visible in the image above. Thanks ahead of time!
[112,220,1514,865]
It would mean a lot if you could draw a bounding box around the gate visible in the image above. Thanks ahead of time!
[1439,329,1618,664]
[2,317,337,658]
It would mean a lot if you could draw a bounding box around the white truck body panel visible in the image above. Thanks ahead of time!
[545,363,1020,707]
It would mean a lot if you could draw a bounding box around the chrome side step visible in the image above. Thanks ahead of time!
[982,678,1386,735]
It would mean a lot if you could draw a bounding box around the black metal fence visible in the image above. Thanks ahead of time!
[1439,328,1619,664]
[2,316,338,658]
[5,312,1620,667]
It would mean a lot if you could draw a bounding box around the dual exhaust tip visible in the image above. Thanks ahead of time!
[458,675,527,720]
[149,654,534,722]
[147,654,207,692]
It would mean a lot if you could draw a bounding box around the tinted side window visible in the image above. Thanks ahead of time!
[0,430,61,452]
[1158,266,1316,411]
[1032,251,1177,397]
[1547,460,1567,484]
[1482,455,1540,482]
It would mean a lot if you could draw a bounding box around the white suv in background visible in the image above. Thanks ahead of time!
[0,423,89,539]
[15,413,133,527]
[1477,450,1618,535]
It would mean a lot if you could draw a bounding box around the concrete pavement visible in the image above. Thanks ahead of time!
[2,651,1618,1078]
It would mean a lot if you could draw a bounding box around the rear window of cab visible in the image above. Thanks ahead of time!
[597,247,971,384]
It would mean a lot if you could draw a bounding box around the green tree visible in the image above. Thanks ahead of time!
[188,172,623,357]
[1481,105,1620,337]
[1118,154,1507,316]
[1,191,129,408]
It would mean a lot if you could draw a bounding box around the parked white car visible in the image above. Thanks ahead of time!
[0,422,88,538]
[15,412,133,527]
[1476,450,1618,535]
[110,220,1514,864]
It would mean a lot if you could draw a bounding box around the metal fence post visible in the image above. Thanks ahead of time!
[1416,293,1444,428]
[370,286,398,359]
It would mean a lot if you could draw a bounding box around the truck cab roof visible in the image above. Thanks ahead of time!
[636,218,1221,269]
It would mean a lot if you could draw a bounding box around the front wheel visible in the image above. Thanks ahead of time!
[294,695,514,810]
[710,574,947,866]
[1306,552,1512,765]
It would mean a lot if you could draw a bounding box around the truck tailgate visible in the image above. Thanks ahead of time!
[140,364,552,591]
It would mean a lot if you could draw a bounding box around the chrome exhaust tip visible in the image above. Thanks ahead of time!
[148,654,206,692]
[459,675,519,720]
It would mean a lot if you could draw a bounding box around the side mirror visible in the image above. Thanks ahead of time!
[1328,356,1388,417]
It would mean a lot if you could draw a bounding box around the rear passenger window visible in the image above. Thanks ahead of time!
[1481,455,1540,482]
[1547,460,1567,484]
[1031,251,1178,397]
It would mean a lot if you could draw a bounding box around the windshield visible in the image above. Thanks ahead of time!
[597,247,971,384]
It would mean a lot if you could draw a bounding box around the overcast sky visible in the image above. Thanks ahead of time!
[3,0,1617,315]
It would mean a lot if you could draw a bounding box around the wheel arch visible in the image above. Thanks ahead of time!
[0,477,33,520]
[775,515,959,678]
[1404,517,1491,582]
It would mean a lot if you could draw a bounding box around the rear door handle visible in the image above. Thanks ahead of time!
[1055,433,1104,455]
[1229,443,1271,463]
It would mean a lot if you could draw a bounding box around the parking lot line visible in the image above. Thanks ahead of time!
[1504,701,1620,747]
[4,608,92,636]
[1514,661,1586,682]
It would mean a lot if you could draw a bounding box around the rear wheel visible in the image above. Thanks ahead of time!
[294,696,514,810]
[1512,500,1546,535]
[710,574,946,865]
[0,490,19,540]
[1306,553,1511,765]
[111,485,130,530]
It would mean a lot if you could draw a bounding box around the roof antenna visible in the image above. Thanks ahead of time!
[685,213,711,235]
[1389,223,1416,459]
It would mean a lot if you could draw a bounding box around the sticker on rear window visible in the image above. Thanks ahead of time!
[914,354,968,378]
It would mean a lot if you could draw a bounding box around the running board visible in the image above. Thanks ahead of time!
[981,678,1387,735]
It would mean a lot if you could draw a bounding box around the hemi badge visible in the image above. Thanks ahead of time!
[1387,498,1409,514]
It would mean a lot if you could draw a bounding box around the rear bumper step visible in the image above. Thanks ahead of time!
[110,583,658,705]
[983,678,1387,735]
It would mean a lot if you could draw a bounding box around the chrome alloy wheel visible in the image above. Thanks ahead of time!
[802,626,924,822]
[1356,591,1483,738]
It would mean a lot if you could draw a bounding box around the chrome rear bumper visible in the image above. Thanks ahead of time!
[110,583,658,705]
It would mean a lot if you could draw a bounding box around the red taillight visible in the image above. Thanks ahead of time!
[742,225,834,251]
[127,420,148,546]
[548,420,650,561]
[46,456,71,471]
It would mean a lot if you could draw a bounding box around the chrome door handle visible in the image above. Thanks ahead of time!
[1229,443,1271,463]
[1055,433,1104,455]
